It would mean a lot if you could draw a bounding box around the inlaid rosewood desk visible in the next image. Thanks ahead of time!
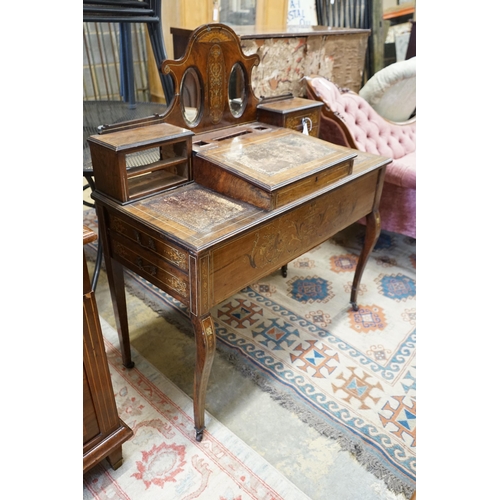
[88,24,391,442]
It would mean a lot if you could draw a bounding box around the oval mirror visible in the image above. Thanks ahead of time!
[180,67,202,126]
[228,63,247,118]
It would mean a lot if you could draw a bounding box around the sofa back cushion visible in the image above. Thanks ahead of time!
[359,57,416,122]
[308,76,416,160]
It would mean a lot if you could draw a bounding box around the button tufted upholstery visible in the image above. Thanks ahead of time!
[305,76,416,238]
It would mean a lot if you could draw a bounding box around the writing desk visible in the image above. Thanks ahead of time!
[89,24,391,441]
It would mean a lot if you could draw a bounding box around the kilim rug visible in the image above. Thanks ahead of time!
[83,209,416,498]
[83,317,312,500]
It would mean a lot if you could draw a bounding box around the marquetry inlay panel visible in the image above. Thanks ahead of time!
[208,44,225,124]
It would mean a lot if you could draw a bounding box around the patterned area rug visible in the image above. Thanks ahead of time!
[83,209,416,498]
[84,317,312,500]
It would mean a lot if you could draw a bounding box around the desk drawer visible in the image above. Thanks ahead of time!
[257,97,322,138]
[110,232,190,305]
[109,213,189,272]
[284,111,320,137]
[275,159,353,207]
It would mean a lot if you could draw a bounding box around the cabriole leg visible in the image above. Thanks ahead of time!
[191,314,216,441]
[350,210,381,311]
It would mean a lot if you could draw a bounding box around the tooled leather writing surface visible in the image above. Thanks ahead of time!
[139,185,249,233]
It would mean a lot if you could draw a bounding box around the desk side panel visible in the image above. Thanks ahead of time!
[212,169,381,304]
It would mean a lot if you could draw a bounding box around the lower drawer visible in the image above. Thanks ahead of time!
[108,212,189,272]
[110,232,190,305]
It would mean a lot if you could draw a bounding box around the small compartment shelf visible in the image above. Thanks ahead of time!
[88,123,194,204]
[128,169,187,199]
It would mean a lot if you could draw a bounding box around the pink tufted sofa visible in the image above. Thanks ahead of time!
[305,76,416,238]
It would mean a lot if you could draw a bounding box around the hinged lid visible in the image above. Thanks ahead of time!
[88,123,194,152]
[257,97,323,114]
[193,127,356,210]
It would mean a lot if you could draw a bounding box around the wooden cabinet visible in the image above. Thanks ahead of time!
[83,226,133,473]
[257,97,323,138]
[88,123,194,204]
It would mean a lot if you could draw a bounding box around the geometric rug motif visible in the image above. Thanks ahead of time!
[211,224,417,497]
[375,274,416,302]
[83,318,312,500]
[348,305,387,332]
[83,210,416,499]
[287,275,334,304]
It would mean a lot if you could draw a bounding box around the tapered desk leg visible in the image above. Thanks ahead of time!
[95,203,134,369]
[350,210,381,311]
[106,257,134,369]
[191,313,216,442]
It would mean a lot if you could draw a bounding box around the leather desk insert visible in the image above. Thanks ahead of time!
[88,23,392,442]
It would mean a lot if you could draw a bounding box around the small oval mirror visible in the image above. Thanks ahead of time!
[228,63,247,118]
[180,67,202,126]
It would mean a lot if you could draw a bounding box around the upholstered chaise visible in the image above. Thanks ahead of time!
[305,76,416,238]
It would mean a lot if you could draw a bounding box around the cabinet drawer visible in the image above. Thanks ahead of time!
[284,111,320,135]
[110,232,190,305]
[109,213,189,272]
[287,123,319,137]
[275,158,353,206]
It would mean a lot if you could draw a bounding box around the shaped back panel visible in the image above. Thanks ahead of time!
[160,23,260,133]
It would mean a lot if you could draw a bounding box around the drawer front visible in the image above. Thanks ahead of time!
[284,110,320,136]
[109,213,189,272]
[110,232,190,305]
[275,159,353,208]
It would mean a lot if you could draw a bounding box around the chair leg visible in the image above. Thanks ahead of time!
[83,175,95,208]
[83,174,102,290]
[91,237,103,292]
[146,21,175,103]
[83,183,94,208]
[119,22,135,107]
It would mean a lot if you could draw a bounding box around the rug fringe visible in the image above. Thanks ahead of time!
[139,295,415,499]
[84,244,415,499]
[217,348,415,500]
